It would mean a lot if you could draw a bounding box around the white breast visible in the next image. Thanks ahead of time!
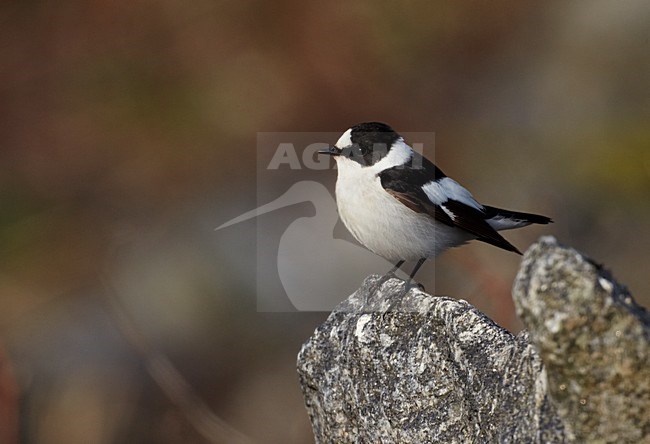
[334,156,473,261]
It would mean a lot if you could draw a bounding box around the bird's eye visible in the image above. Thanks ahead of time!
[349,144,364,158]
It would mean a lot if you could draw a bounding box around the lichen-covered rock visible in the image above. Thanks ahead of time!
[298,237,650,443]
[513,236,650,443]
[297,276,566,443]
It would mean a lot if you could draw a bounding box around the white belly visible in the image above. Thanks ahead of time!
[335,169,473,261]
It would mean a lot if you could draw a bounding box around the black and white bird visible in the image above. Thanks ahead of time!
[319,122,552,280]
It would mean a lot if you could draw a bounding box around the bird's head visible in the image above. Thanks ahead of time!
[319,122,411,169]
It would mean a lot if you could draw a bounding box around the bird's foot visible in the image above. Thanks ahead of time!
[365,274,391,307]
[368,272,397,296]
[380,280,427,321]
[369,260,405,301]
[408,280,425,292]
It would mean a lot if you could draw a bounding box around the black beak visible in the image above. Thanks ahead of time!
[318,145,341,156]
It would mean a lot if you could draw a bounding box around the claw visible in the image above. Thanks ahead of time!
[413,282,425,291]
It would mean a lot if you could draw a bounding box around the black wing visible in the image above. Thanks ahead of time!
[379,153,454,226]
[379,156,521,254]
[442,200,521,254]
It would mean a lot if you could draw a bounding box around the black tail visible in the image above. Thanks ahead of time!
[484,206,553,225]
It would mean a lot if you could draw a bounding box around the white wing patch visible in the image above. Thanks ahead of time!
[440,205,456,220]
[486,215,530,231]
[422,177,483,210]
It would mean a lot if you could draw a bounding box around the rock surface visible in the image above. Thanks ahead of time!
[297,237,649,443]
[513,236,650,443]
[297,278,566,443]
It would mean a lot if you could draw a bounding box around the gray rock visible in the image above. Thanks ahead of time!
[297,277,565,443]
[513,236,650,443]
[297,237,649,443]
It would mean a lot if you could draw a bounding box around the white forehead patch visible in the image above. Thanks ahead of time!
[335,128,353,148]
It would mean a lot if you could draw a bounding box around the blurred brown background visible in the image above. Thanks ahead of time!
[1,1,649,443]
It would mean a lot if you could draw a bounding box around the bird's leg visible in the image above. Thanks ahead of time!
[369,260,406,302]
[377,260,405,287]
[409,258,426,279]
[407,258,427,291]
[381,259,424,319]
[386,260,405,276]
